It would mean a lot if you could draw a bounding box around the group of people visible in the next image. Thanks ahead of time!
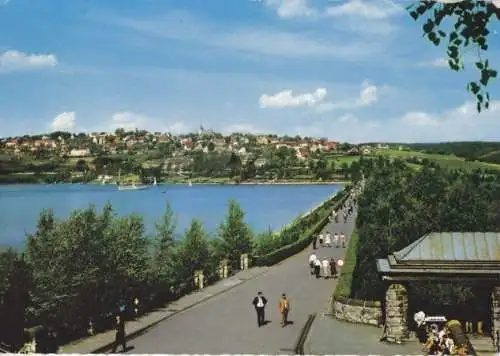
[423,325,456,355]
[414,312,457,356]
[308,253,338,279]
[313,231,346,249]
[251,291,290,328]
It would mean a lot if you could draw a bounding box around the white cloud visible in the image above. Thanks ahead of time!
[259,88,327,108]
[107,12,378,59]
[223,123,263,134]
[109,112,146,131]
[263,0,316,18]
[263,0,402,20]
[316,81,379,112]
[401,112,438,126]
[325,0,402,20]
[262,0,401,35]
[108,112,191,134]
[357,81,378,106]
[0,0,11,6]
[0,50,57,72]
[51,112,76,132]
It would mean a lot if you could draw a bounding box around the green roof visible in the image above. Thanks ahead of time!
[393,232,500,262]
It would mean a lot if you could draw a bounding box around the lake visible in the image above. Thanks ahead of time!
[0,183,341,249]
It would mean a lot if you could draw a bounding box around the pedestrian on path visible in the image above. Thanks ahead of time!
[322,258,330,279]
[333,232,339,248]
[111,314,127,353]
[252,291,267,327]
[340,232,346,248]
[313,258,321,278]
[324,232,331,247]
[313,234,318,249]
[309,253,317,275]
[318,233,324,246]
[330,257,337,278]
[279,293,290,327]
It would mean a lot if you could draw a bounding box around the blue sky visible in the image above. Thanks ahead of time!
[0,0,500,142]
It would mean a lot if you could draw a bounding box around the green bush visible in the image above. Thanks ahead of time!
[253,188,350,266]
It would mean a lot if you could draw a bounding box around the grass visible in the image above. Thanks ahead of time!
[327,155,361,166]
[374,149,500,171]
[333,229,359,298]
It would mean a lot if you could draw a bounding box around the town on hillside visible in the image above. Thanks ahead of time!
[0,127,397,184]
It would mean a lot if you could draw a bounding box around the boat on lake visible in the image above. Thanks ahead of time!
[117,169,151,191]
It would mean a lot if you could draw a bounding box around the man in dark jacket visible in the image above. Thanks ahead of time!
[252,291,267,327]
[111,314,127,353]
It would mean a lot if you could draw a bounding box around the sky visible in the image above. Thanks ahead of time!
[1,0,500,143]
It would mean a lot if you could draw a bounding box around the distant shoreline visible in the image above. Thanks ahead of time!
[0,180,349,186]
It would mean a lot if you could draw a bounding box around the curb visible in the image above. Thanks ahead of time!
[90,267,270,354]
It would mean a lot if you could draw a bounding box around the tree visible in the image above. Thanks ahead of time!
[153,202,178,289]
[74,159,88,172]
[216,200,253,269]
[25,204,151,333]
[177,220,210,281]
[408,1,499,112]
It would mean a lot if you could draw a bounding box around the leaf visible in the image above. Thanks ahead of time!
[409,11,418,20]
[485,101,490,109]
[478,94,484,103]
[438,30,446,37]
[416,4,428,15]
[477,102,482,113]
[490,70,497,78]
[475,61,484,70]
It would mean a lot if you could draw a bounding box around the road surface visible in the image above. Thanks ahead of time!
[127,206,355,354]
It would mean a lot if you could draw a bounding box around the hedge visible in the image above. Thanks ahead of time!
[333,228,359,299]
[253,187,350,266]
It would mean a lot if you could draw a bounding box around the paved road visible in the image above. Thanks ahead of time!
[126,205,356,354]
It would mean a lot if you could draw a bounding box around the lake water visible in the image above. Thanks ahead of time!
[0,184,341,248]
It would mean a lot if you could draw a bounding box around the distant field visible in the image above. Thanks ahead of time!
[373,149,500,171]
[327,155,361,166]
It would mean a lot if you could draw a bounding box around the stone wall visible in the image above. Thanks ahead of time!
[332,296,382,326]
[385,283,409,343]
[492,286,500,334]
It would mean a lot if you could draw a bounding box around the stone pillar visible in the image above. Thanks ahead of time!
[219,260,229,279]
[491,286,500,335]
[240,254,249,270]
[385,283,409,343]
[194,270,204,289]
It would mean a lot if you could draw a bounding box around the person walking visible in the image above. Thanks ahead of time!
[322,258,330,279]
[309,253,317,275]
[324,232,332,247]
[333,232,339,248]
[330,257,337,278]
[312,234,318,249]
[111,314,127,353]
[279,293,290,327]
[252,291,267,327]
[313,258,321,279]
[318,233,324,246]
[340,232,346,248]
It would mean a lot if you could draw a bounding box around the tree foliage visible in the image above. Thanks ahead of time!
[350,156,500,311]
[0,191,342,349]
[216,200,253,269]
[408,1,500,112]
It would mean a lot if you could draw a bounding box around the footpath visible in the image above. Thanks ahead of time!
[60,266,269,353]
[61,204,354,354]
